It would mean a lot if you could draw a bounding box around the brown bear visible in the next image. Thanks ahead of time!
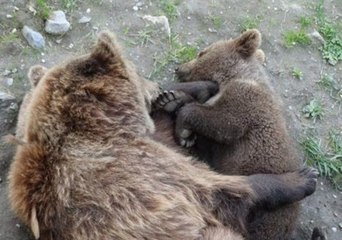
[154,29,303,240]
[8,31,317,240]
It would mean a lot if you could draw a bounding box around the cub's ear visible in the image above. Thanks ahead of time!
[234,29,261,58]
[28,65,48,87]
[90,31,124,66]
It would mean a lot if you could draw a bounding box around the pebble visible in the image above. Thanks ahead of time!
[13,6,19,11]
[45,10,70,35]
[133,6,138,11]
[22,26,45,49]
[339,222,342,229]
[41,59,46,63]
[78,16,91,24]
[187,16,191,20]
[6,14,13,18]
[86,8,91,13]
[2,69,11,76]
[331,227,337,232]
[16,224,20,228]
[311,30,325,44]
[334,212,338,217]
[2,78,14,86]
[142,15,170,37]
[0,177,2,183]
[332,194,337,198]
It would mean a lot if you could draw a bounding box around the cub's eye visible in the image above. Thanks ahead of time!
[198,50,207,58]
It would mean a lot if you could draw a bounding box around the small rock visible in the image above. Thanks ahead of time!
[16,224,20,228]
[11,28,17,33]
[333,194,337,198]
[208,28,217,33]
[142,15,170,37]
[41,59,46,63]
[187,16,191,20]
[45,10,70,35]
[55,39,62,44]
[22,26,45,49]
[78,16,91,24]
[133,6,139,11]
[310,30,325,44]
[68,43,74,49]
[136,2,143,7]
[6,14,13,18]
[86,8,91,13]
[0,177,2,183]
[334,212,338,217]
[11,68,17,74]
[339,222,342,229]
[2,69,11,76]
[13,6,19,11]
[331,227,337,232]
[2,78,14,86]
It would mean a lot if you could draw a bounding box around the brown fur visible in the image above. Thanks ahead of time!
[8,31,269,240]
[166,29,301,240]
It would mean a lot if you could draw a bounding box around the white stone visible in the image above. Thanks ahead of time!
[133,6,138,11]
[78,16,91,24]
[22,26,45,49]
[45,10,70,35]
[142,15,171,37]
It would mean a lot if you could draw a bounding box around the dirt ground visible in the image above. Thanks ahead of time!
[0,0,341,239]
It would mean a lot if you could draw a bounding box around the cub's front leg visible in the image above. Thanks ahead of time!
[175,101,248,147]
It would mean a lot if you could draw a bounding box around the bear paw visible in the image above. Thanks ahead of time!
[298,167,319,196]
[177,128,197,148]
[154,90,189,113]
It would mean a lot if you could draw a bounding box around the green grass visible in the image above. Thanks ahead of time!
[62,0,78,11]
[291,67,303,80]
[209,15,224,29]
[241,16,263,31]
[36,0,51,20]
[314,1,342,65]
[283,30,311,48]
[0,32,19,45]
[302,99,324,122]
[299,16,313,29]
[160,0,179,22]
[149,35,197,78]
[318,74,335,90]
[301,132,342,189]
[137,28,154,46]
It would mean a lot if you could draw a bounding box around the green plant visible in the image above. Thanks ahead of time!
[302,99,324,122]
[62,0,78,11]
[0,32,19,44]
[210,15,224,29]
[299,16,312,29]
[301,133,342,188]
[160,0,179,22]
[318,74,335,89]
[36,0,51,20]
[314,1,342,65]
[150,35,197,78]
[137,28,154,46]
[241,16,263,31]
[291,68,303,80]
[283,30,311,48]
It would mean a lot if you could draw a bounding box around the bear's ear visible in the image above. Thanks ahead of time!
[90,31,124,66]
[28,65,48,87]
[234,29,261,58]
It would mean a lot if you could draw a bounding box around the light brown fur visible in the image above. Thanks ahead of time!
[8,31,262,240]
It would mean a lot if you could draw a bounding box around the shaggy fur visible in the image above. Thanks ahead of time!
[9,31,317,240]
[156,29,301,240]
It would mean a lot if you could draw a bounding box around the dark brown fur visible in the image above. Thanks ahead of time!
[155,30,302,240]
[9,31,318,240]
[5,31,275,240]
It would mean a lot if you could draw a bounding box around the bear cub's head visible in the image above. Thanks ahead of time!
[176,29,265,84]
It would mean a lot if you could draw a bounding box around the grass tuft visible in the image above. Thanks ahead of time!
[160,0,179,22]
[283,30,311,48]
[36,0,51,20]
[241,16,263,32]
[301,132,342,189]
[209,15,224,29]
[299,16,312,29]
[292,67,303,80]
[302,99,324,122]
[314,1,342,65]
